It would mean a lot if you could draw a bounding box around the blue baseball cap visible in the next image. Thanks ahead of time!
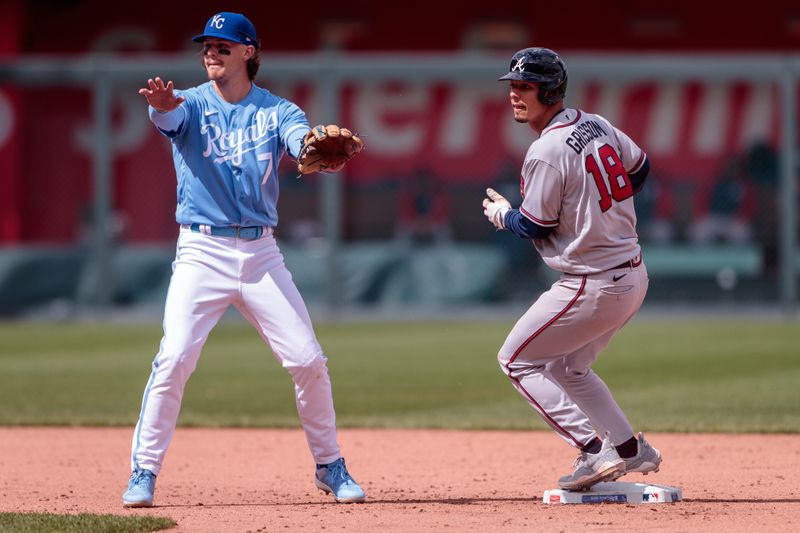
[192,12,259,48]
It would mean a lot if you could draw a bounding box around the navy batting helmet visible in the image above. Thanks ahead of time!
[498,47,568,105]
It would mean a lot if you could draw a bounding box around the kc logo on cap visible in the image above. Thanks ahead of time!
[210,14,225,29]
[193,12,259,49]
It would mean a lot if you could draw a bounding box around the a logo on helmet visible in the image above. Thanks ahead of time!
[512,57,526,73]
[211,15,225,29]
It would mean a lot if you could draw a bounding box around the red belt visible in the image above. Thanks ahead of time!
[611,254,642,270]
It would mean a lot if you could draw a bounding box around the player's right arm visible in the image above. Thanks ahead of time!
[138,77,188,135]
[139,77,185,112]
[481,181,556,239]
[503,210,555,239]
[518,158,563,229]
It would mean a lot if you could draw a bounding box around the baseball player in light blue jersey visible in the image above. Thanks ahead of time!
[122,12,365,507]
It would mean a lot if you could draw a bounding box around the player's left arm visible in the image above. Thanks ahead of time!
[611,123,650,195]
[278,100,311,159]
[628,156,650,195]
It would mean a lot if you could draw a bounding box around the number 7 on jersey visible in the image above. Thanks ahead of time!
[258,152,274,185]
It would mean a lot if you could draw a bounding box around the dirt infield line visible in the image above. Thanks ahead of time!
[1,428,798,532]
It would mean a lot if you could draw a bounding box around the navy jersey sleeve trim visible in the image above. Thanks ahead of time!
[519,206,558,227]
[629,151,646,173]
[629,157,650,194]
[504,209,555,239]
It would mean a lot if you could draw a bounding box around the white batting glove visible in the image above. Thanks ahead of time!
[482,188,512,230]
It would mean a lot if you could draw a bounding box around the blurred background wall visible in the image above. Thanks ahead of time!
[0,0,798,317]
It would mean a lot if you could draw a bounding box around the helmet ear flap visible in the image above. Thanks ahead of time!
[537,76,568,106]
[537,89,557,106]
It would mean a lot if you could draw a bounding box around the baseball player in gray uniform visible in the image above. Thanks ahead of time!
[122,12,365,507]
[482,47,662,491]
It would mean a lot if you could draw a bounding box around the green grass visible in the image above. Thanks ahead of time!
[0,512,175,533]
[0,318,798,432]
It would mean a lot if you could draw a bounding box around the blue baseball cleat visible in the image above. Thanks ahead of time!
[122,468,157,508]
[315,458,366,503]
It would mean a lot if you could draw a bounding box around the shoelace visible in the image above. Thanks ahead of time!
[572,452,588,468]
[325,461,354,486]
[131,470,153,486]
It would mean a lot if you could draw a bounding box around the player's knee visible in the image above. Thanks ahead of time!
[497,349,513,369]
[152,352,199,385]
[500,356,546,381]
[497,354,514,378]
[563,367,591,381]
[285,352,329,377]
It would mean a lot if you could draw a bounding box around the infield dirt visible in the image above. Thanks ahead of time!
[1,428,798,532]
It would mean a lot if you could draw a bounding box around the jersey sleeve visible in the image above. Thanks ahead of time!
[611,123,647,174]
[519,159,563,227]
[278,100,310,159]
[151,88,196,139]
[148,104,186,135]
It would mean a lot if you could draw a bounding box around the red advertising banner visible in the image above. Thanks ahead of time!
[3,0,793,243]
[0,0,22,242]
[8,77,785,243]
[0,87,21,242]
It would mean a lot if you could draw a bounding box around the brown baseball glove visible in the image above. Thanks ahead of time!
[297,124,364,174]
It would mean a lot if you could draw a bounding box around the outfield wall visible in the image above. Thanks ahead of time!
[1,1,798,313]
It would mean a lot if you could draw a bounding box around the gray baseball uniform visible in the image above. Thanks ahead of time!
[498,108,648,449]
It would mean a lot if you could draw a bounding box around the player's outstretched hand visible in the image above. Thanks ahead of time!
[138,77,185,112]
[482,188,512,230]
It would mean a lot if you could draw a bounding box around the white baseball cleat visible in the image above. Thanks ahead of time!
[558,438,625,491]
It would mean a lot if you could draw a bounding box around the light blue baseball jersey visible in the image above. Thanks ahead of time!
[151,82,309,227]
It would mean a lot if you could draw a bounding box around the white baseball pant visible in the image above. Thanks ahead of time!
[498,262,648,448]
[130,227,341,474]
